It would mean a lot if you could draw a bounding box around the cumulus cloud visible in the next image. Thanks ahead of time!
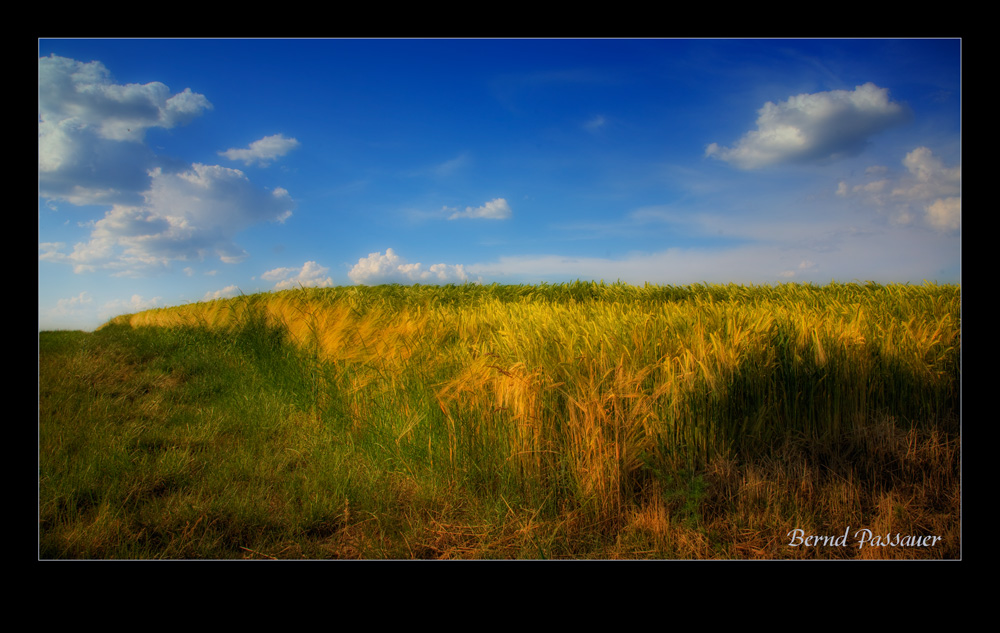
[926,197,960,232]
[38,55,213,206]
[203,285,241,301]
[895,147,961,198]
[38,55,212,141]
[706,82,908,169]
[39,55,295,276]
[348,248,468,285]
[261,261,334,290]
[219,134,300,166]
[837,146,960,232]
[445,198,512,220]
[41,164,295,276]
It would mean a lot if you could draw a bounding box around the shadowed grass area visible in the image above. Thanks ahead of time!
[39,281,960,558]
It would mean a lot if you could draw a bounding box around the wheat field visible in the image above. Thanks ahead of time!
[102,281,960,532]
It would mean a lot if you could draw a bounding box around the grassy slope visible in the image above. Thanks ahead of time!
[40,323,552,558]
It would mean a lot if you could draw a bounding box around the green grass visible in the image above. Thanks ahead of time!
[39,281,961,559]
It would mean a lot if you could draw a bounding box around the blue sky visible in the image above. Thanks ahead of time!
[38,38,961,330]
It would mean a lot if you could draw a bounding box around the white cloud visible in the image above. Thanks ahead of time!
[38,55,212,142]
[837,146,960,232]
[894,146,961,199]
[40,237,112,274]
[41,164,295,275]
[262,261,334,290]
[219,134,301,166]
[203,285,241,301]
[38,55,213,206]
[926,197,961,232]
[706,82,908,169]
[348,248,468,285]
[39,56,295,276]
[445,198,512,220]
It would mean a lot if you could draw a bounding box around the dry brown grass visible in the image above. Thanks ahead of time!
[686,417,961,559]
